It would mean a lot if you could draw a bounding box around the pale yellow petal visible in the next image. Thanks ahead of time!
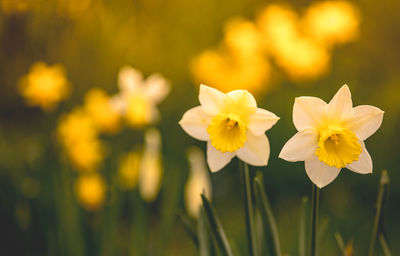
[199,84,227,115]
[207,141,234,172]
[279,129,318,162]
[236,132,270,166]
[293,96,327,131]
[346,142,372,174]
[345,105,384,141]
[227,89,257,108]
[248,108,280,135]
[327,84,353,120]
[118,66,143,93]
[305,155,341,188]
[179,106,210,141]
[144,73,170,104]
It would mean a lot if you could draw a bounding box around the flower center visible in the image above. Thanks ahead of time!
[126,95,150,127]
[315,125,362,168]
[207,113,247,153]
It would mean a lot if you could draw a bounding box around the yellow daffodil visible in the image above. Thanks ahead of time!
[84,88,121,134]
[75,173,106,211]
[111,66,170,128]
[118,149,141,190]
[57,108,103,172]
[191,49,270,94]
[179,84,279,172]
[279,85,384,188]
[184,147,212,218]
[138,128,163,202]
[18,62,70,111]
[302,1,360,47]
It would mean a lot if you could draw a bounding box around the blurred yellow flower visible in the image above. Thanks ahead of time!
[302,1,360,47]
[279,85,384,188]
[57,108,103,172]
[75,173,106,211]
[257,5,330,81]
[18,62,70,111]
[138,128,163,202]
[111,66,170,129]
[191,49,270,94]
[179,84,279,172]
[84,88,121,134]
[118,149,141,190]
[184,147,212,219]
[223,18,264,58]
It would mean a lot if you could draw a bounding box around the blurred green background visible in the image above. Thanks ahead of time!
[0,0,399,255]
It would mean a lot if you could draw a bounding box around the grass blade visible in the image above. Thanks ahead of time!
[334,232,346,255]
[198,206,210,256]
[299,196,309,256]
[177,211,199,248]
[240,162,257,256]
[379,233,392,256]
[253,172,282,256]
[201,193,233,256]
[311,184,319,256]
[368,170,390,256]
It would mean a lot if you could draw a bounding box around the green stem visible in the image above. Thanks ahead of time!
[311,184,319,256]
[368,170,390,256]
[334,232,346,255]
[379,233,392,256]
[299,196,309,256]
[241,162,257,256]
[253,173,282,256]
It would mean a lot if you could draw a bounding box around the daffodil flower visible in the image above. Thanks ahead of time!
[179,84,279,172]
[111,66,170,128]
[279,85,384,188]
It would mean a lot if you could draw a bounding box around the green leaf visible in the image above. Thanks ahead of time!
[201,193,233,256]
[253,172,282,256]
[177,211,199,248]
[198,206,210,256]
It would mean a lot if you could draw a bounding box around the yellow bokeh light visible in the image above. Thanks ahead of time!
[74,173,106,211]
[18,62,71,111]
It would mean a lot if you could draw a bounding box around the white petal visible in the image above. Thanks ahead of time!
[346,143,373,174]
[144,73,170,104]
[179,106,211,141]
[345,105,384,141]
[327,84,353,120]
[279,129,318,162]
[248,108,280,135]
[293,96,327,131]
[207,141,234,172]
[199,84,227,115]
[227,89,257,108]
[305,156,341,188]
[118,66,143,93]
[109,94,126,114]
[236,132,270,166]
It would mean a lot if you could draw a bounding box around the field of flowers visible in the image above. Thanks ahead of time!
[0,0,399,255]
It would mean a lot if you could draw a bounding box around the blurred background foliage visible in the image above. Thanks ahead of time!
[0,0,399,255]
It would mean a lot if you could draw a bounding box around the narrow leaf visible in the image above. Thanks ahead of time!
[253,172,282,256]
[198,206,210,256]
[334,232,346,255]
[379,233,392,256]
[201,193,233,256]
[177,211,198,247]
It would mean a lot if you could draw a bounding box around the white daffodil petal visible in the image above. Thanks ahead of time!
[327,84,353,120]
[227,89,257,108]
[118,66,143,93]
[109,95,127,114]
[237,132,270,166]
[279,129,318,162]
[346,105,384,141]
[179,106,210,141]
[346,143,372,174]
[293,96,327,131]
[199,84,227,115]
[248,108,280,135]
[145,74,170,104]
[207,141,234,172]
[305,156,341,188]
